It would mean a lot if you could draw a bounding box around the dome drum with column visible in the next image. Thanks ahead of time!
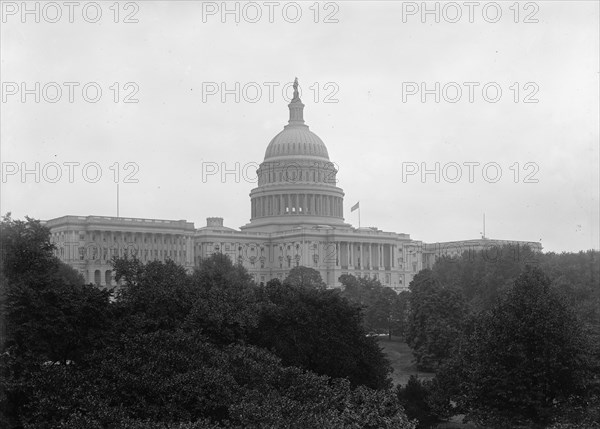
[255,160,339,186]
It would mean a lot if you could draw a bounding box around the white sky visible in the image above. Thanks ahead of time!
[1,1,598,252]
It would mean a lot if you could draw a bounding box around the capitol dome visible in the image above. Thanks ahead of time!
[264,127,329,160]
[241,78,347,233]
[263,80,329,161]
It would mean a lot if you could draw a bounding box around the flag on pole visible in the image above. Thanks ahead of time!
[351,202,360,212]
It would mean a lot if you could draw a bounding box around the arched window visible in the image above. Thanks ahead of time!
[94,270,101,286]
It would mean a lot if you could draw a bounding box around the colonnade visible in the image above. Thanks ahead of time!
[339,242,396,270]
[251,194,343,218]
[53,230,193,265]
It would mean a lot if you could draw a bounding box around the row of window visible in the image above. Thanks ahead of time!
[257,166,337,186]
[52,231,188,246]
[64,247,187,261]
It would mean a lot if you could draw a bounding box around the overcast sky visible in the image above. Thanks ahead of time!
[1,1,598,252]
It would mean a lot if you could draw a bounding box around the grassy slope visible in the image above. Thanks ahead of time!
[377,336,435,386]
[379,337,479,428]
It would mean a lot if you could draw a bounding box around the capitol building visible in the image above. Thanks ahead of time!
[46,80,541,290]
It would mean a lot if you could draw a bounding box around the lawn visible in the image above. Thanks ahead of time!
[377,336,435,386]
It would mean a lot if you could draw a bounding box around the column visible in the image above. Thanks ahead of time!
[346,242,350,266]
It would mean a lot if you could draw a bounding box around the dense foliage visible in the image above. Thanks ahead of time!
[435,267,596,427]
[0,215,415,428]
[402,246,600,428]
[253,274,392,389]
[339,274,408,339]
[405,269,466,371]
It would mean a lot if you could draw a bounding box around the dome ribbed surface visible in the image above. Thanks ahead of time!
[264,126,329,160]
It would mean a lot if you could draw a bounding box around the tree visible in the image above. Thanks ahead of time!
[284,266,326,290]
[441,266,594,427]
[186,253,259,344]
[1,214,111,365]
[396,376,449,428]
[252,278,393,389]
[406,269,466,371]
[1,215,112,429]
[112,256,195,335]
[21,329,416,428]
[431,243,540,312]
[339,274,407,339]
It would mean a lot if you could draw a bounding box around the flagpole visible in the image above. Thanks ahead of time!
[358,205,361,228]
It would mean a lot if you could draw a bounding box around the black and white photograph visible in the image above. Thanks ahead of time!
[1,1,599,427]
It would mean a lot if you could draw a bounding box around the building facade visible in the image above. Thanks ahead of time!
[46,80,541,291]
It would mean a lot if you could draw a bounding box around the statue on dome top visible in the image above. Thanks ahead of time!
[292,77,299,101]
